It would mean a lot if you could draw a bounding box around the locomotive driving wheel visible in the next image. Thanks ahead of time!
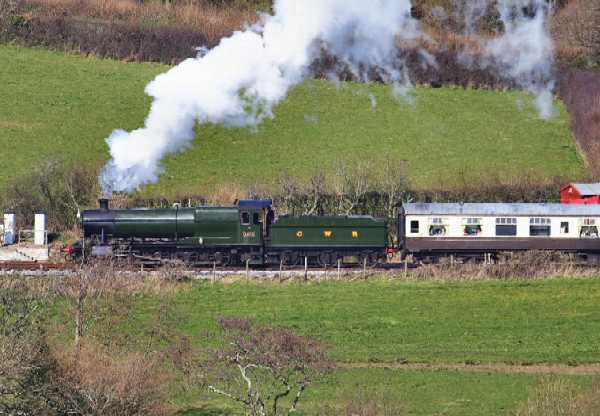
[281,251,299,266]
[360,251,379,267]
[213,252,232,267]
[318,252,336,267]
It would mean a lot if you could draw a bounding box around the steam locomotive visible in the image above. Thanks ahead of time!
[79,199,389,266]
[79,199,600,266]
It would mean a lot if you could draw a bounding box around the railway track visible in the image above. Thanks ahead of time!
[0,259,413,276]
[0,261,74,271]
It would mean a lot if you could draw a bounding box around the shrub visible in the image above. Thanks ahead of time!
[175,318,334,416]
[1,0,258,63]
[0,278,59,415]
[556,68,600,178]
[552,0,600,68]
[516,376,600,416]
[1,159,99,232]
[52,342,170,416]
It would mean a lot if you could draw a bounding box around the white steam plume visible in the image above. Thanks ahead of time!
[101,0,421,192]
[485,0,556,119]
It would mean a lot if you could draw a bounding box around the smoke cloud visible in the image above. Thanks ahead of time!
[101,0,558,193]
[485,0,555,119]
[101,0,421,193]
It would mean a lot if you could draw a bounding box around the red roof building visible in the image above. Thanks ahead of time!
[560,183,600,204]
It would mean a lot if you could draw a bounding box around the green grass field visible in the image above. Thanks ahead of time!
[126,278,600,365]
[0,45,586,197]
[179,369,587,416]
[50,277,600,415]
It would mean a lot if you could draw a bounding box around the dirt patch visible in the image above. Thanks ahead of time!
[341,362,600,376]
[0,120,39,130]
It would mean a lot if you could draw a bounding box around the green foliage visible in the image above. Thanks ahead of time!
[0,45,585,200]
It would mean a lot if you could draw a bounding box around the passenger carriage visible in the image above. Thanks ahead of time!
[399,203,600,260]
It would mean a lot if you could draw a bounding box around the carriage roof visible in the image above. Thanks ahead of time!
[403,203,600,217]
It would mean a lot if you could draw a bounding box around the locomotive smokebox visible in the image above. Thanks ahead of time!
[98,198,110,211]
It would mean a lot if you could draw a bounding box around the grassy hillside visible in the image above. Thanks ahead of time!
[50,277,600,415]
[127,278,600,365]
[0,45,585,197]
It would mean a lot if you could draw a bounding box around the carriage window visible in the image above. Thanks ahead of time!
[253,213,261,225]
[529,218,551,237]
[561,222,569,234]
[530,225,551,236]
[429,225,446,236]
[410,221,420,233]
[464,225,482,236]
[241,212,250,225]
[496,225,517,236]
[580,226,599,238]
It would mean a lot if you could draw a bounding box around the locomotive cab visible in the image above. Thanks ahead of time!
[237,199,274,243]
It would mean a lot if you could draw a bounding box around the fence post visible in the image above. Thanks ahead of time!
[337,258,341,280]
[246,258,250,282]
[279,258,283,283]
[212,261,216,284]
[363,257,367,280]
[304,256,308,282]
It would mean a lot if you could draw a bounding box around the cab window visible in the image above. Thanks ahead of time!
[241,212,250,225]
[253,212,261,225]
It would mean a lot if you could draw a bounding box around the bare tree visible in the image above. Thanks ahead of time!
[378,158,410,221]
[301,172,327,216]
[182,318,334,416]
[276,172,302,216]
[0,278,61,415]
[54,261,144,351]
[333,159,372,215]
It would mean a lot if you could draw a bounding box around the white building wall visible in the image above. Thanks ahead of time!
[34,212,47,246]
[3,213,16,245]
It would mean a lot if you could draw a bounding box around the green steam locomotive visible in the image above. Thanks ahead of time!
[80,199,389,266]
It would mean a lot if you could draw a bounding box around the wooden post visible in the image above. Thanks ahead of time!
[450,254,454,267]
[337,258,341,280]
[212,261,216,283]
[363,256,367,280]
[246,258,250,282]
[404,258,408,279]
[279,258,283,283]
[304,256,308,282]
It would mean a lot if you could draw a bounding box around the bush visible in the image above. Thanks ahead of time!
[516,376,600,416]
[556,68,600,178]
[1,159,99,232]
[0,278,59,415]
[552,0,600,69]
[1,0,258,63]
[52,342,170,416]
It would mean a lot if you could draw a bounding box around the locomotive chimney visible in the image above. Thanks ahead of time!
[98,198,110,211]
